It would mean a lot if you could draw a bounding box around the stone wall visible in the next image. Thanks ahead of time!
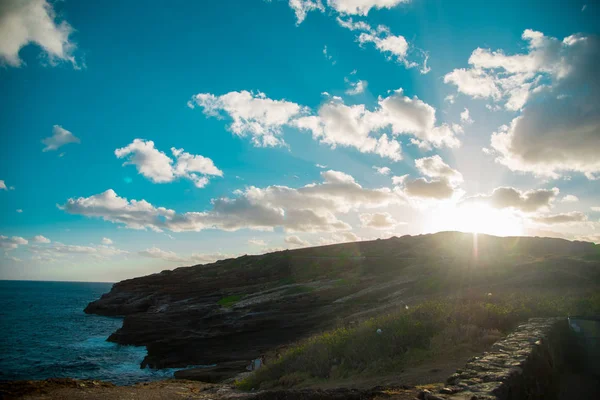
[432,317,572,400]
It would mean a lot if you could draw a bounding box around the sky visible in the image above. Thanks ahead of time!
[1,0,599,282]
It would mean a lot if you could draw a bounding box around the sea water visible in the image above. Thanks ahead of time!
[0,280,182,385]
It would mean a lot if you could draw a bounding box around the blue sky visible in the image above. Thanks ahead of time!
[1,0,599,281]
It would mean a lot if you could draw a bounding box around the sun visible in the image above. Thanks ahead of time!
[424,203,524,237]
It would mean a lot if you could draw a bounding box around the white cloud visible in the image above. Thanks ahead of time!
[402,178,456,199]
[359,212,401,229]
[337,17,427,72]
[115,139,223,188]
[101,237,113,245]
[318,231,361,245]
[294,89,459,160]
[189,90,307,147]
[323,45,336,65]
[0,235,27,250]
[42,125,80,152]
[328,0,410,16]
[591,206,600,212]
[31,235,50,243]
[16,209,22,213]
[531,211,588,225]
[444,95,455,104]
[60,170,401,233]
[409,138,432,151]
[29,242,128,261]
[285,235,310,247]
[560,195,579,203]
[285,0,409,24]
[346,79,367,95]
[139,247,184,262]
[316,163,328,168]
[447,30,600,179]
[248,238,267,246]
[373,166,391,175]
[391,175,407,185]
[191,88,455,161]
[138,246,230,265]
[289,0,325,24]
[0,180,6,190]
[393,156,464,201]
[460,108,473,124]
[0,0,78,67]
[463,186,559,212]
[414,155,463,184]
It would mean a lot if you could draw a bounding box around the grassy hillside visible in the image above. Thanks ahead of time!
[236,290,600,390]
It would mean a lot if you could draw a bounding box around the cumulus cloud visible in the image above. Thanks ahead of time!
[115,139,223,188]
[189,90,307,147]
[402,178,456,199]
[289,0,325,24]
[31,235,50,243]
[360,212,401,229]
[285,0,409,24]
[460,108,473,124]
[531,211,588,225]
[16,209,22,213]
[373,166,391,175]
[60,170,401,233]
[560,195,579,203]
[138,247,230,265]
[318,231,361,245]
[346,79,367,95]
[328,0,410,16]
[0,180,6,190]
[294,89,459,160]
[285,235,310,247]
[0,0,78,67]
[0,235,27,250]
[101,237,113,245]
[337,17,428,72]
[446,30,600,179]
[393,155,463,201]
[42,125,80,152]
[414,155,463,184]
[463,186,559,212]
[248,238,267,246]
[192,89,456,161]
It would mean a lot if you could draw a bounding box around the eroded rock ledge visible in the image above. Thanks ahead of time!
[432,317,571,400]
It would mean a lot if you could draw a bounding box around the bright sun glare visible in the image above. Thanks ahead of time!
[426,204,524,237]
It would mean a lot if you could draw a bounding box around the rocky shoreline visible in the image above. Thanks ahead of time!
[84,233,599,381]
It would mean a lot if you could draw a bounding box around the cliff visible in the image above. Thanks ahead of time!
[85,232,600,372]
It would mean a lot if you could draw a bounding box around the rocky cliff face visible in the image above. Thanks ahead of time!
[85,232,600,371]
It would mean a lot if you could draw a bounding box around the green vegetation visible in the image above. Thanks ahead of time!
[284,285,316,295]
[217,295,242,307]
[236,291,600,390]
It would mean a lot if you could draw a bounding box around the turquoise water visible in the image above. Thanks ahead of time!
[0,280,182,385]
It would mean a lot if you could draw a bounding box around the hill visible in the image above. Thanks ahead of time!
[85,232,600,376]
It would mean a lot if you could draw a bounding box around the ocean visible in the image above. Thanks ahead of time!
[0,280,182,385]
